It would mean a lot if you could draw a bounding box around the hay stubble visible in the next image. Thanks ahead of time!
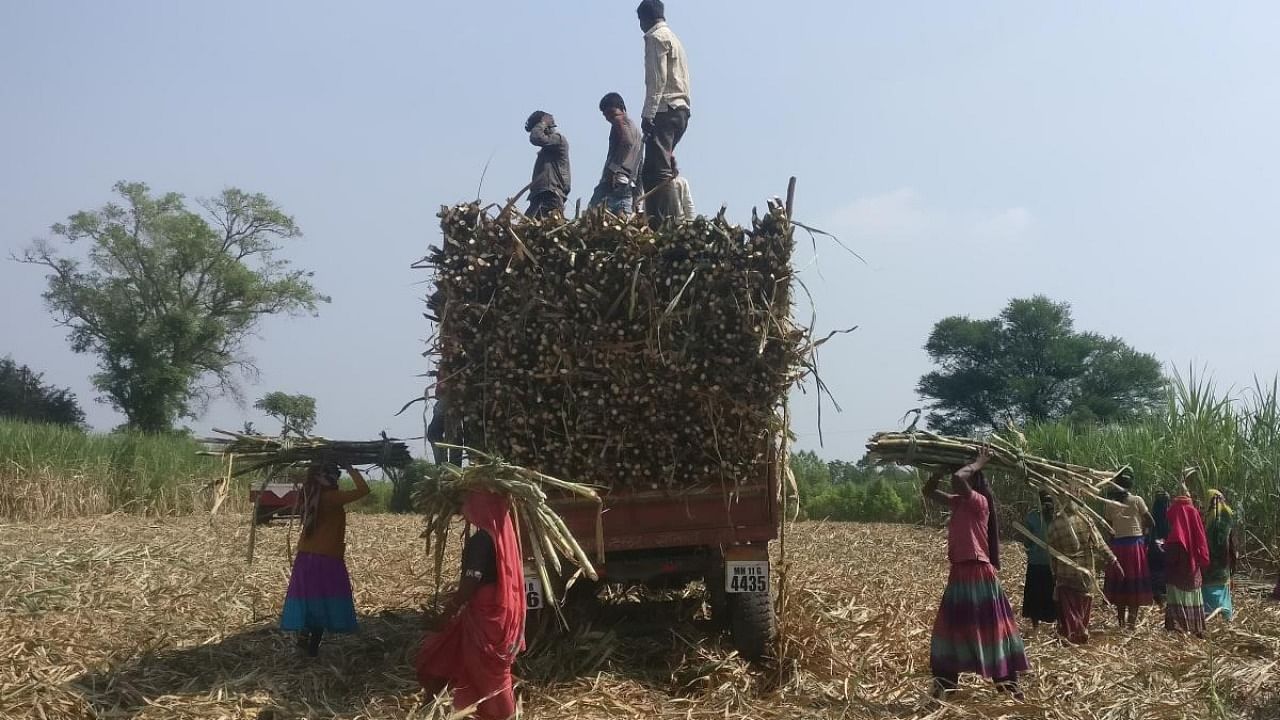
[3,518,1278,719]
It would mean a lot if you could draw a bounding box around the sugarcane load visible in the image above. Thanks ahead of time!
[422,200,805,489]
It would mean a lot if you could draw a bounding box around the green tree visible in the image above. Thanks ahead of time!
[861,479,907,521]
[20,182,328,432]
[918,296,1164,435]
[788,450,831,516]
[254,391,317,435]
[0,356,86,427]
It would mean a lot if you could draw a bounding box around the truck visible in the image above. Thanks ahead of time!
[522,450,779,660]
[250,482,301,525]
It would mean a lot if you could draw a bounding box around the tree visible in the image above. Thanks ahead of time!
[787,450,832,518]
[861,479,907,521]
[918,296,1164,435]
[254,391,317,435]
[19,182,328,432]
[0,357,86,427]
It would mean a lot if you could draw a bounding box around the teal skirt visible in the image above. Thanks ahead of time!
[1203,583,1233,621]
[280,552,359,633]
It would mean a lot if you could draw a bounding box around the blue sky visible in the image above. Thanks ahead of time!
[3,2,1278,458]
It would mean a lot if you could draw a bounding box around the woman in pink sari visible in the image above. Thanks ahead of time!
[417,491,525,720]
[1164,484,1210,637]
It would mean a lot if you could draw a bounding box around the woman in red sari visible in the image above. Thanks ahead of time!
[417,491,525,719]
[1164,483,1210,637]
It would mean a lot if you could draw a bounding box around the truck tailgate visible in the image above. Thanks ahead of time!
[548,480,777,553]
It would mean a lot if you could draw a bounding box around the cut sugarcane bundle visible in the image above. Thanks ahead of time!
[419,200,815,490]
[414,445,602,609]
[865,427,1127,534]
[200,429,412,475]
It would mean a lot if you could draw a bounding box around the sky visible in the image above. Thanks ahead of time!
[2,1,1279,460]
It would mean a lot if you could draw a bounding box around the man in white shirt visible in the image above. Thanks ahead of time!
[672,175,695,220]
[637,0,691,228]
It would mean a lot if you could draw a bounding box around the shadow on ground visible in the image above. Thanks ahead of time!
[67,589,775,718]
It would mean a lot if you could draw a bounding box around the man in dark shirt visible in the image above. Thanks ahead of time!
[589,92,643,215]
[525,110,571,219]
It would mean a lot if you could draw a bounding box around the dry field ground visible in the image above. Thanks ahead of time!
[4,516,1280,719]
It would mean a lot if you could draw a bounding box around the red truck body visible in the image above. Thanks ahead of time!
[527,452,779,587]
[552,475,777,555]
[522,456,781,658]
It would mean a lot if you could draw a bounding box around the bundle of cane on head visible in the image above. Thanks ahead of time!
[866,421,1127,541]
[413,445,603,610]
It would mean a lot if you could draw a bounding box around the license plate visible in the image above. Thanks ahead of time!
[725,560,769,593]
[524,576,544,609]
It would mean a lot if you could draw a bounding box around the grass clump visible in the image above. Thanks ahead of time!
[0,419,226,519]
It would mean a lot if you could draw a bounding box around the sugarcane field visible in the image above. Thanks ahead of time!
[6,2,1280,720]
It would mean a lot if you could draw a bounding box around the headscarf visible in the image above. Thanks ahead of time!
[298,464,339,538]
[1110,467,1133,501]
[1205,489,1235,564]
[970,471,1001,570]
[1166,493,1210,574]
[1151,490,1171,540]
[461,490,526,662]
[1038,490,1055,519]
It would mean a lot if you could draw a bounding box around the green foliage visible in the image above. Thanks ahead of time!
[0,418,224,517]
[20,182,329,432]
[1017,369,1280,547]
[388,459,433,513]
[344,476,396,514]
[254,391,317,435]
[0,357,85,427]
[789,451,921,523]
[918,295,1164,435]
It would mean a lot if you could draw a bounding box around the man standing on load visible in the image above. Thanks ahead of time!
[637,0,691,228]
[589,92,643,214]
[525,110,570,219]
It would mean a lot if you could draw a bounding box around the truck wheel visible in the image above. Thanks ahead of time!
[728,591,776,661]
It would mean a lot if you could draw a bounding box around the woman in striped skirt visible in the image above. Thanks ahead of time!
[923,447,1028,700]
[1103,470,1155,630]
[1164,483,1210,637]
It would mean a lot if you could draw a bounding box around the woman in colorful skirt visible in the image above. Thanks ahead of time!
[1102,470,1155,629]
[1202,489,1238,621]
[1021,492,1058,631]
[1047,496,1115,644]
[281,462,370,656]
[923,447,1028,700]
[1148,490,1171,604]
[1164,483,1210,637]
[417,490,525,720]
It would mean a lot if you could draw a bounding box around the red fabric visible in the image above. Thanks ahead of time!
[1055,587,1092,644]
[947,490,990,565]
[1166,496,1210,577]
[416,491,524,719]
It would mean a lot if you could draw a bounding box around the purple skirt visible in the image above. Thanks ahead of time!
[280,552,358,633]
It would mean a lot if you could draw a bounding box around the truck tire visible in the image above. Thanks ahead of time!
[728,591,776,661]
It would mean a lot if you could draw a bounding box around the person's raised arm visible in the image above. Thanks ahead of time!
[324,463,371,506]
[529,122,564,148]
[952,445,994,493]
